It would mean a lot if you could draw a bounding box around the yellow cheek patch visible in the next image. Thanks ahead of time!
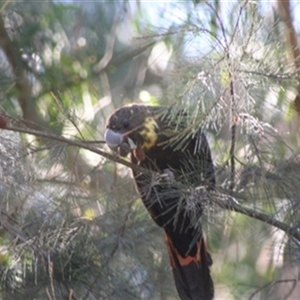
[140,117,158,150]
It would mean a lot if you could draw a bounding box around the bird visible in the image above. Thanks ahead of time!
[104,104,216,300]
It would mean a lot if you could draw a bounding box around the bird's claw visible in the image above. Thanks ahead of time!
[153,168,175,186]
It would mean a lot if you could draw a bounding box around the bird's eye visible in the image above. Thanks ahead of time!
[122,119,130,129]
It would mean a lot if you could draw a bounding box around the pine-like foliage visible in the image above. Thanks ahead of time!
[0,1,299,299]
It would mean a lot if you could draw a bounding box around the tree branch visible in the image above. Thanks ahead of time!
[4,123,300,241]
[211,191,300,241]
[4,124,152,176]
[0,14,41,125]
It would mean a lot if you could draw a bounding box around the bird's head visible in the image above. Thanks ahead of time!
[104,104,162,160]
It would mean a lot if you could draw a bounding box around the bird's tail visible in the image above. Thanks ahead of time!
[165,234,214,300]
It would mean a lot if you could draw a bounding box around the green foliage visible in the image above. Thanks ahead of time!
[0,0,299,299]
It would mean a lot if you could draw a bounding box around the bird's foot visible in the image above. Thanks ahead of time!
[152,168,175,186]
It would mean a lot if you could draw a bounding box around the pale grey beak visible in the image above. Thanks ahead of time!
[104,128,124,149]
[104,128,137,156]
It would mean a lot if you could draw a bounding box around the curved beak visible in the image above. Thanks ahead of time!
[104,128,137,156]
[104,128,124,149]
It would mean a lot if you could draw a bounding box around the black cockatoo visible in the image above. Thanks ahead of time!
[104,104,215,300]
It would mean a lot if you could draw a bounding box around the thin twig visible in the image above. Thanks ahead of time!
[82,198,135,300]
[4,125,153,176]
[229,80,236,191]
[227,1,249,191]
[0,0,11,13]
[211,191,300,241]
[249,278,297,300]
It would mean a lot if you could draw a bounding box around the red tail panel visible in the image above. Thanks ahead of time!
[165,234,214,300]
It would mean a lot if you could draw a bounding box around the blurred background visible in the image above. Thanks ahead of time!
[0,0,300,299]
